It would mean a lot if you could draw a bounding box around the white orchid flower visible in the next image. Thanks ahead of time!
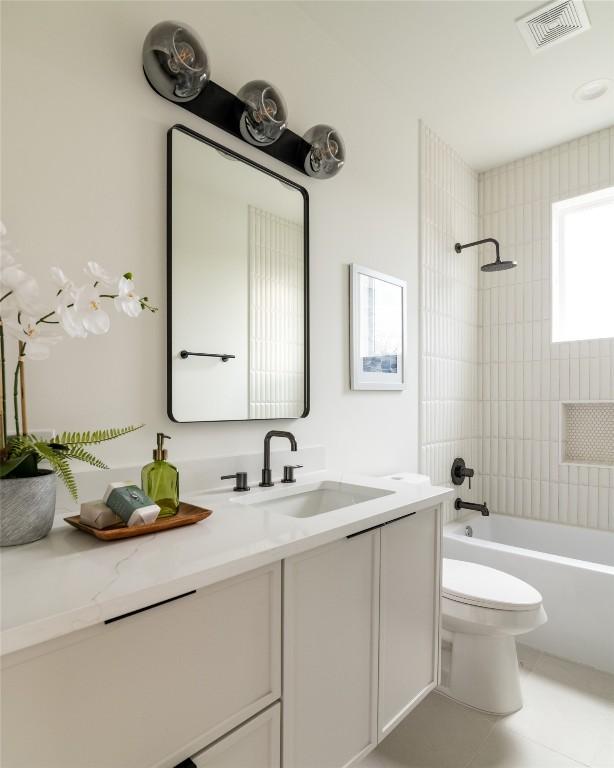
[57,304,87,338]
[74,284,111,335]
[50,266,74,292]
[114,276,142,318]
[4,314,62,360]
[0,258,41,314]
[84,261,116,286]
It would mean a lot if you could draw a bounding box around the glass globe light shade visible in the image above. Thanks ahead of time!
[237,80,288,146]
[303,125,345,179]
[143,21,210,103]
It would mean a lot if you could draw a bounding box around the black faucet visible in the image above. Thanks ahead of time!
[260,431,297,487]
[455,498,490,516]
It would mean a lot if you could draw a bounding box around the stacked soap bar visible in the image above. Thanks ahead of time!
[80,482,160,529]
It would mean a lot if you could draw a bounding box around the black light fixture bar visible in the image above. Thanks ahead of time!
[144,73,311,175]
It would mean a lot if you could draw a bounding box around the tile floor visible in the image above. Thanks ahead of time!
[362,645,614,768]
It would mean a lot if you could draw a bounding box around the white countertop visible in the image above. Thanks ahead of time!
[0,472,452,656]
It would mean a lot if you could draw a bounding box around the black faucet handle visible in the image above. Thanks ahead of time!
[221,472,250,492]
[451,458,475,489]
[281,465,303,484]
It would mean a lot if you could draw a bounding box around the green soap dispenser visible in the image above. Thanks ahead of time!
[141,433,179,518]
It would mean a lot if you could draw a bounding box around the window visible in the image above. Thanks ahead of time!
[552,186,614,343]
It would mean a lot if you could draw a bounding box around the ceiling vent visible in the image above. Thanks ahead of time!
[516,0,591,54]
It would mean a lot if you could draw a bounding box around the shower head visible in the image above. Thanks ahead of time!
[455,238,517,272]
[481,257,517,272]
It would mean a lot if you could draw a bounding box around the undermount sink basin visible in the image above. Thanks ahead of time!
[241,481,393,519]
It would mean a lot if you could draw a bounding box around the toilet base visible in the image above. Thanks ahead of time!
[437,629,523,715]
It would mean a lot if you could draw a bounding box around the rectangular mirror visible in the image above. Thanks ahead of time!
[168,125,309,422]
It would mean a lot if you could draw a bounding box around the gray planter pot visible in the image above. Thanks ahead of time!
[0,470,57,547]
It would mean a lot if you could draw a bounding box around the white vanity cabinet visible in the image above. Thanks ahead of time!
[1,563,281,768]
[283,530,381,768]
[282,505,441,768]
[1,499,442,768]
[189,703,280,768]
[378,507,441,738]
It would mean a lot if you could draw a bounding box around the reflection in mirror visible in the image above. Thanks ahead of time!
[168,126,308,422]
[350,264,406,390]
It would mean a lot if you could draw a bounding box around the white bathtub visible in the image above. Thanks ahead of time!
[444,513,614,674]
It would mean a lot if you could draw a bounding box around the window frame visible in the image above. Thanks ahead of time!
[551,185,614,344]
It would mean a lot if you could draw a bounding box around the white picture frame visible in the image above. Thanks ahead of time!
[350,264,407,391]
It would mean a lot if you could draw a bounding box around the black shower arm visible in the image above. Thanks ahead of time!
[455,237,500,261]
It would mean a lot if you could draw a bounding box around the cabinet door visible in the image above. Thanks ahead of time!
[283,531,380,768]
[378,506,441,739]
[1,563,281,768]
[191,703,280,768]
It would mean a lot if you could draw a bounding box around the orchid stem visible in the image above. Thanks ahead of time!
[13,354,20,437]
[36,310,58,324]
[18,344,28,436]
[12,343,27,437]
[0,291,12,303]
[0,320,7,450]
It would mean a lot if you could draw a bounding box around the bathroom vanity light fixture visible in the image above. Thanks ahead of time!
[455,238,517,272]
[142,21,210,103]
[303,124,345,178]
[142,21,344,178]
[237,80,288,146]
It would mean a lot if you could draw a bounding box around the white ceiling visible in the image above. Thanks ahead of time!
[298,0,614,170]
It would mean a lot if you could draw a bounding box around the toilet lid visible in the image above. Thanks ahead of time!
[442,559,543,611]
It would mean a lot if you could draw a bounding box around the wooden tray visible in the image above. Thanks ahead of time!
[64,502,212,541]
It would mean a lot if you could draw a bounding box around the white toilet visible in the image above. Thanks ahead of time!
[439,558,547,715]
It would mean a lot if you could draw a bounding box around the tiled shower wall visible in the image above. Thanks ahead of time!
[420,124,481,523]
[479,127,614,531]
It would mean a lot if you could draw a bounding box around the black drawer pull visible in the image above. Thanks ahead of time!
[105,590,196,625]
[346,510,417,540]
[386,511,416,525]
[347,523,384,539]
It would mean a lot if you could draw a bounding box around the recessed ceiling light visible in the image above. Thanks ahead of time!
[573,79,612,102]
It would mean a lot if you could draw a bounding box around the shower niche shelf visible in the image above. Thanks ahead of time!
[560,401,614,467]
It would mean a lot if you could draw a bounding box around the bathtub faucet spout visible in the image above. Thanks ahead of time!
[454,498,490,516]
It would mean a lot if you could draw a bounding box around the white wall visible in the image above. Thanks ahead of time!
[1,1,419,475]
[419,124,480,523]
[479,127,614,531]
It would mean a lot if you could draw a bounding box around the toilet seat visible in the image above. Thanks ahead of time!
[442,559,543,611]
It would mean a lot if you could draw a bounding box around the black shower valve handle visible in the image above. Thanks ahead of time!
[451,458,475,489]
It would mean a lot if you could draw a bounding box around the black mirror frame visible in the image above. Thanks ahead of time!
[166,124,310,423]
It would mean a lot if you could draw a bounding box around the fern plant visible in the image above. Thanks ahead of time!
[0,425,143,501]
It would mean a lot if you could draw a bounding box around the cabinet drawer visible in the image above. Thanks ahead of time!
[189,703,280,768]
[1,563,281,768]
